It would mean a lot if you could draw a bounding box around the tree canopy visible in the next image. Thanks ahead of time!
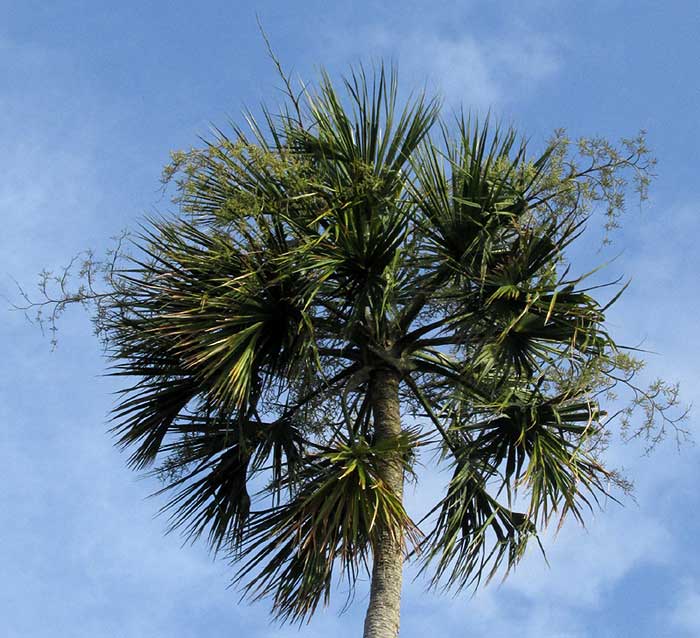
[24,64,686,632]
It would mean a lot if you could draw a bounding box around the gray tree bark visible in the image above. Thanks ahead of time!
[363,368,405,638]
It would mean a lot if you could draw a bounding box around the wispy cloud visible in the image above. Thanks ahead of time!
[326,23,562,110]
[670,580,700,635]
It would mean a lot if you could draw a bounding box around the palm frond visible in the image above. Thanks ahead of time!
[417,457,536,591]
[152,415,306,552]
[236,435,419,623]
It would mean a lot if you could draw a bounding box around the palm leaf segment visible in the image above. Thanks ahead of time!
[103,65,638,620]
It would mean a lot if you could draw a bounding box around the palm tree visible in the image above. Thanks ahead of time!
[87,65,678,637]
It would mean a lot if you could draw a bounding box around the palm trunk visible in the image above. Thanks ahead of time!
[363,368,404,638]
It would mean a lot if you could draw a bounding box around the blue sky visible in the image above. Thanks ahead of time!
[2,2,699,637]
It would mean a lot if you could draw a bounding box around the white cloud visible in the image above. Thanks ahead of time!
[670,580,700,635]
[328,23,562,110]
[0,38,122,281]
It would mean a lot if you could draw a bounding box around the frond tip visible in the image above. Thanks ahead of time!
[417,459,537,591]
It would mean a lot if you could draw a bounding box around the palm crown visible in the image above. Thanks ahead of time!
[89,65,679,631]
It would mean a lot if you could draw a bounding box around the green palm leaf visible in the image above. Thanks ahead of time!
[237,436,419,623]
